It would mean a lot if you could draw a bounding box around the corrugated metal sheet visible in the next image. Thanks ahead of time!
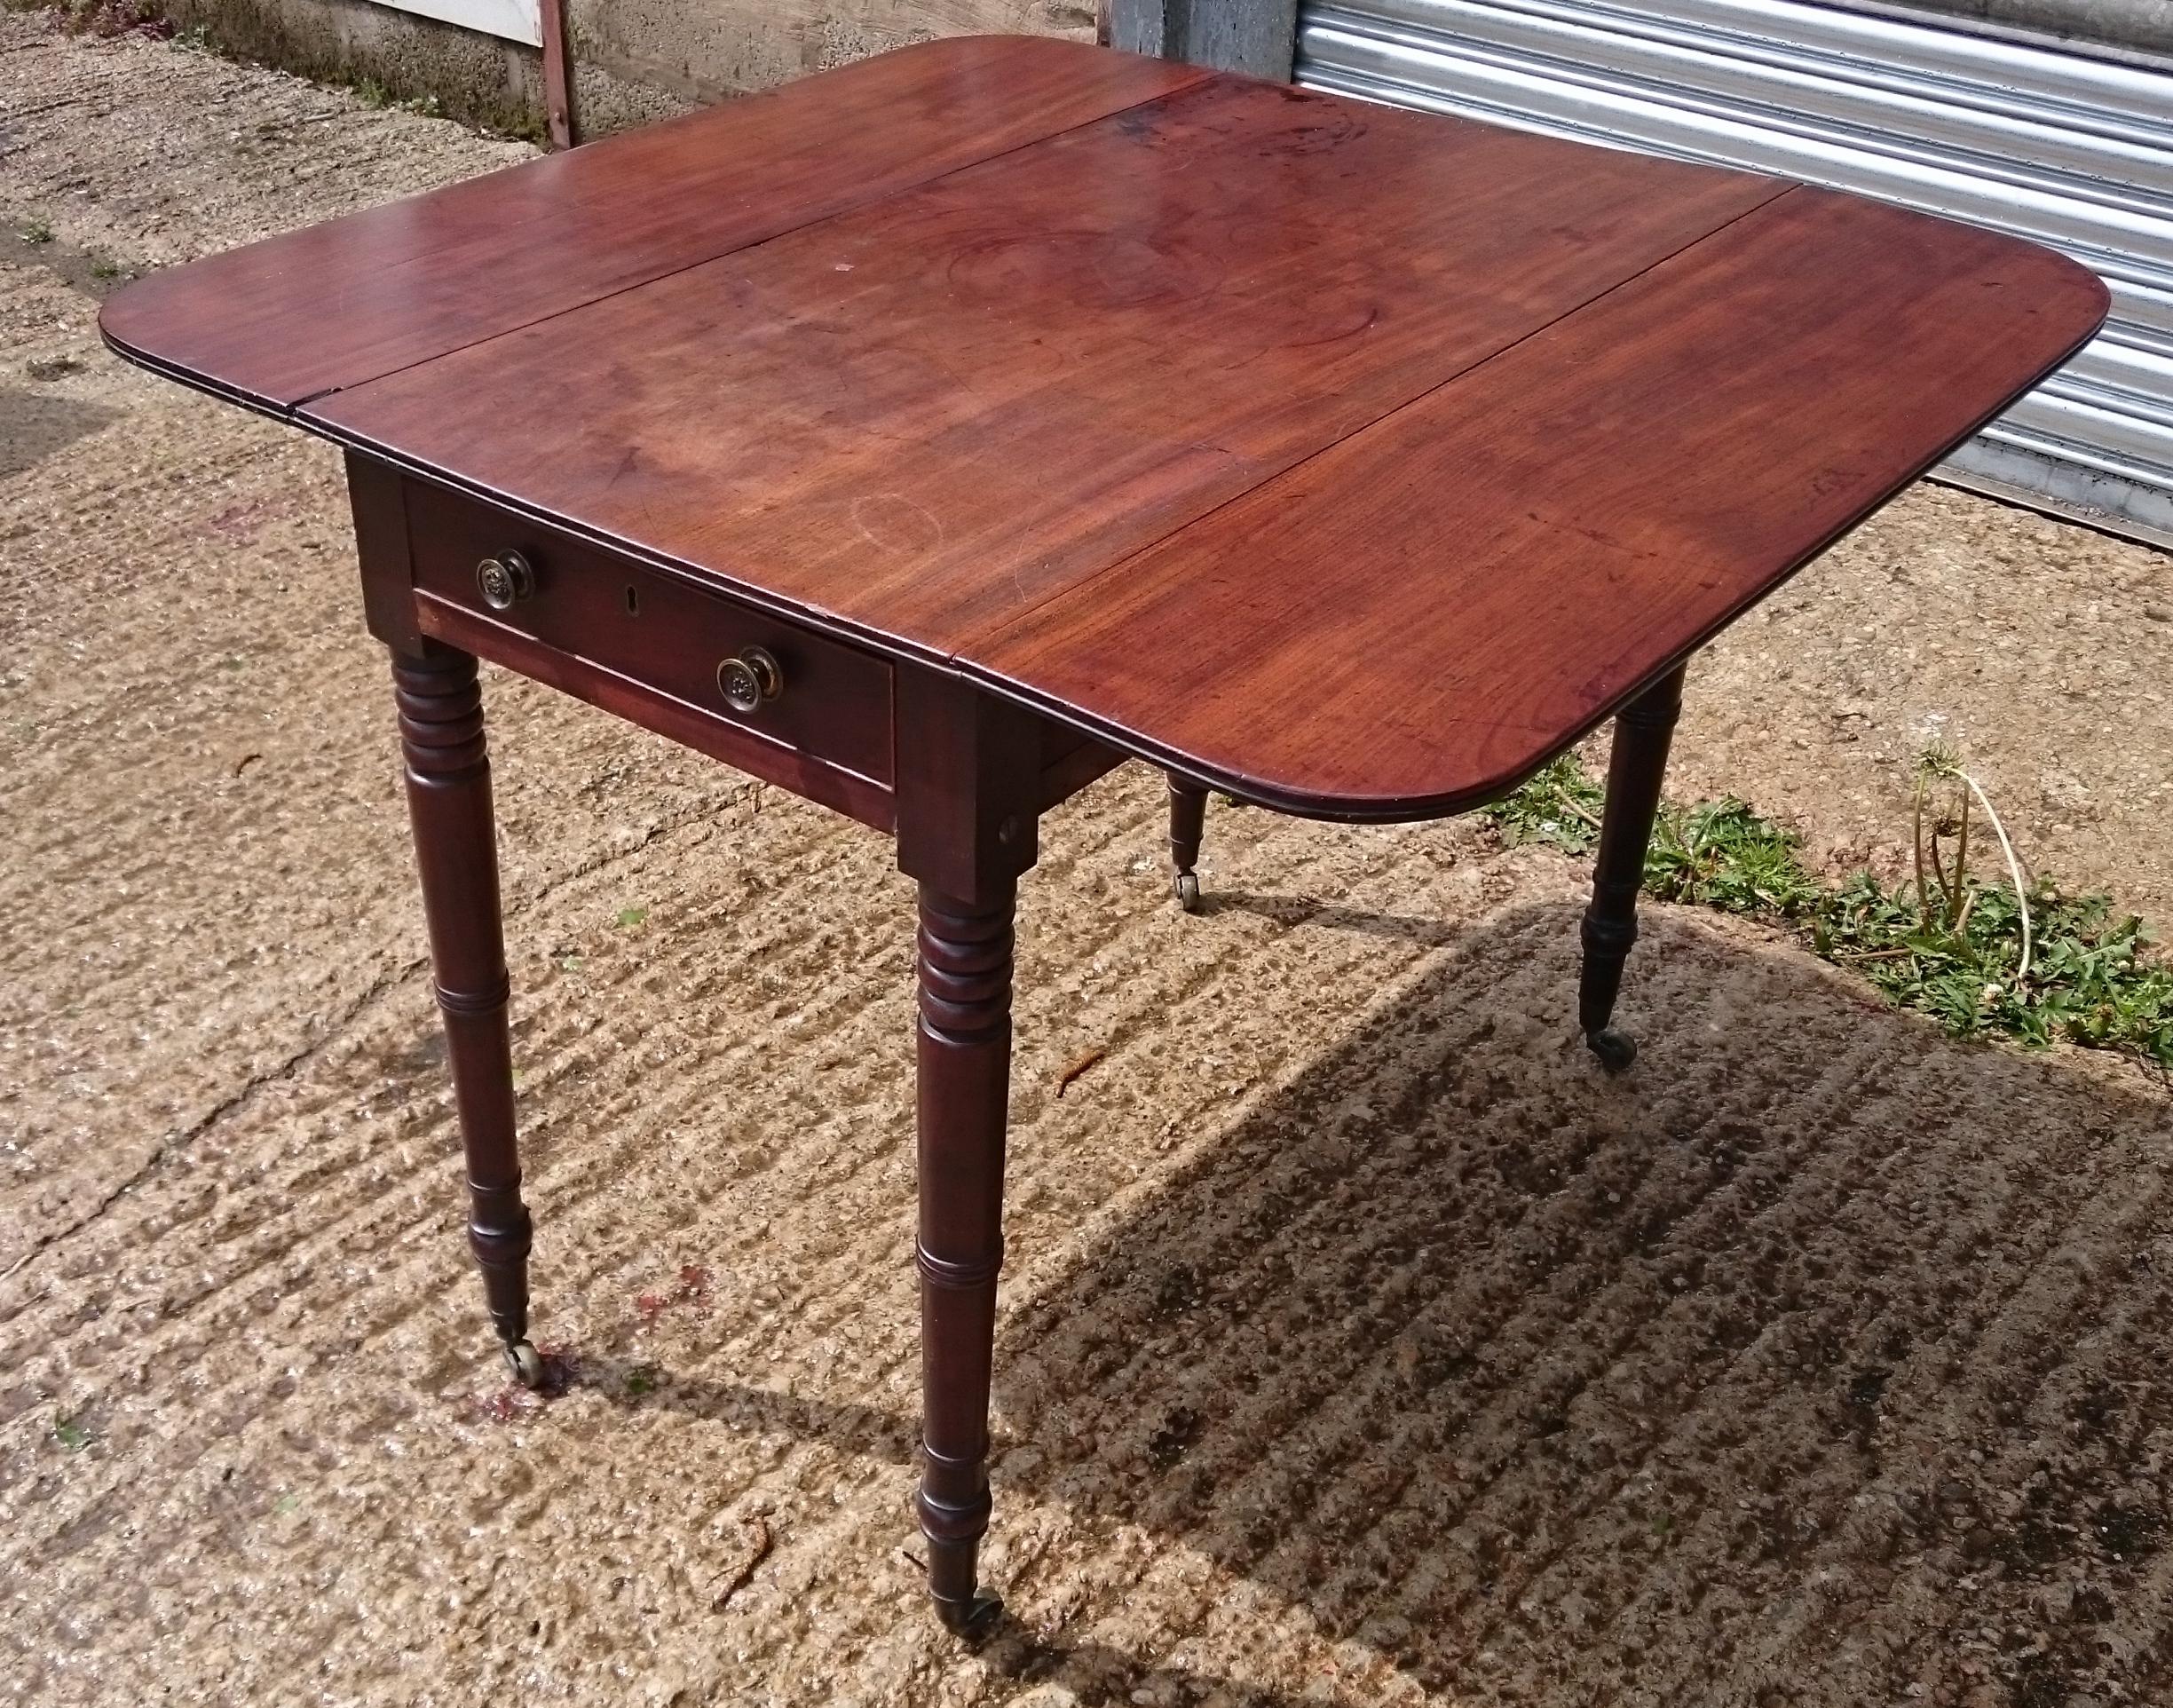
[1298,0,2173,545]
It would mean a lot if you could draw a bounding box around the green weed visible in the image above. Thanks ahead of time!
[1485,754,1604,854]
[1488,753,2173,1070]
[19,217,53,245]
[351,76,440,117]
[1647,798,1824,918]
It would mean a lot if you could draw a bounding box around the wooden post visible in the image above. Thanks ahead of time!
[539,0,576,149]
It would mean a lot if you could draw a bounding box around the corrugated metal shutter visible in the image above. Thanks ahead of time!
[1297,0,2173,547]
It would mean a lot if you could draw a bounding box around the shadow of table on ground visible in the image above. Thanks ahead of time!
[606,897,2171,1706]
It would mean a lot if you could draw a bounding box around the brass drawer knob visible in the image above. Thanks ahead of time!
[717,646,785,714]
[475,550,535,611]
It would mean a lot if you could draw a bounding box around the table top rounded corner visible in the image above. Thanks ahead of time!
[99,37,2114,817]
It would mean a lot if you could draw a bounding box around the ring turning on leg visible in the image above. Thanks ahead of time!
[392,646,540,1385]
[1578,664,1686,1072]
[914,881,1015,1636]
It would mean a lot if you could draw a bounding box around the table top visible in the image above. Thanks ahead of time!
[101,36,2107,819]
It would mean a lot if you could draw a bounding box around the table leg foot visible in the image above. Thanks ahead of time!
[392,644,536,1372]
[913,881,1013,1637]
[503,1339,546,1388]
[1168,778,1207,913]
[932,1575,1004,1640]
[1584,1026,1638,1072]
[1578,664,1685,1071]
[923,1508,1003,1638]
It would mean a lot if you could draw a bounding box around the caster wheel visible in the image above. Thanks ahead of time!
[504,1339,546,1389]
[936,1589,1005,1641]
[1173,871,1201,913]
[1585,1028,1637,1073]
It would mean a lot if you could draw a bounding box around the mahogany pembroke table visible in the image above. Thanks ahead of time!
[100,36,2107,1635]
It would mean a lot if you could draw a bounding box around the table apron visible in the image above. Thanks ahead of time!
[356,460,1136,841]
[415,593,901,831]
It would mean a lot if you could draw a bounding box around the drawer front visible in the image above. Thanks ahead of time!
[402,478,894,791]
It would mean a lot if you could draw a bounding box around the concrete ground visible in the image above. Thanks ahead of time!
[4,20,2170,1708]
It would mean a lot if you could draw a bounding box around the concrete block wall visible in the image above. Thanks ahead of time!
[156,0,2170,148]
[163,0,1097,140]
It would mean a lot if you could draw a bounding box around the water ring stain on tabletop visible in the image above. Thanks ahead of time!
[849,492,944,555]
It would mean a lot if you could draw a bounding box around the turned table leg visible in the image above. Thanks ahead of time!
[913,880,1015,1636]
[1579,663,1686,1072]
[391,644,541,1388]
[890,667,1043,1637]
[1167,776,1207,913]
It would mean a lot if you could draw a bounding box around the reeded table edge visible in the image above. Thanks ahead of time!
[100,288,2110,824]
[953,287,2107,825]
[96,111,2112,826]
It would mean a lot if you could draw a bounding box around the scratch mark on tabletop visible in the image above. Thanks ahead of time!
[1529,510,1660,564]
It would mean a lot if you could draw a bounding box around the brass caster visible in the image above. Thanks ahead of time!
[1585,1028,1637,1073]
[504,1338,546,1388]
[1173,871,1201,913]
[935,1589,1004,1641]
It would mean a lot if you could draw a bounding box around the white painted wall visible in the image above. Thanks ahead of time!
[373,0,541,48]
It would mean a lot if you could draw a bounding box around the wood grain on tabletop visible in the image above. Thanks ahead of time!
[301,75,1786,652]
[96,36,1208,412]
[967,188,2111,818]
[99,41,2109,819]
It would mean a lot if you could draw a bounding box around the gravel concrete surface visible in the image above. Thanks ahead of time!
[4,20,2169,1708]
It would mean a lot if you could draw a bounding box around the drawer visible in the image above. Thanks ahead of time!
[400,478,894,803]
